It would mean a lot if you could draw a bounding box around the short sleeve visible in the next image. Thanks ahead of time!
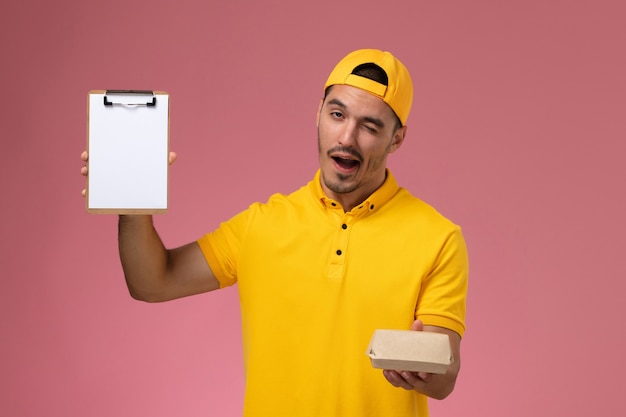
[416,226,469,337]
[196,207,255,288]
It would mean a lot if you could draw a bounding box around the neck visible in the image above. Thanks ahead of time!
[321,171,387,212]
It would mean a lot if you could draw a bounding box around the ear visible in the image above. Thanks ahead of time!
[387,125,408,154]
[316,98,324,128]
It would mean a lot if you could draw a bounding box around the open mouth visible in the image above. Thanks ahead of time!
[332,156,361,171]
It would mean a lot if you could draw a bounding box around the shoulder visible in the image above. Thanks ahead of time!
[390,187,460,232]
[246,181,317,216]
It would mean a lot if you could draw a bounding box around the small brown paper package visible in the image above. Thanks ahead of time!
[367,329,453,374]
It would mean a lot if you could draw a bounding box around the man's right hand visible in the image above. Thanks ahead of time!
[80,149,219,302]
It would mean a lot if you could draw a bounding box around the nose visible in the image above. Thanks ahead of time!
[338,120,358,146]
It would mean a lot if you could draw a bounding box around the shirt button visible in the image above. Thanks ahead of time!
[336,249,342,256]
[370,204,375,210]
[341,224,347,230]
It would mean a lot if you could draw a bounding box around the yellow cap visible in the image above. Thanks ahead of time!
[324,49,413,125]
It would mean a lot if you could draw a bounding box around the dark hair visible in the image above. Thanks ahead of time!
[351,63,389,86]
[324,63,403,129]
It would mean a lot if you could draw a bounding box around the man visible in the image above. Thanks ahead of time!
[81,49,468,416]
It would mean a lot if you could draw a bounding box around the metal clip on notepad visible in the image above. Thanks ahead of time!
[103,90,156,107]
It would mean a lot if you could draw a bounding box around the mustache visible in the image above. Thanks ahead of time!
[327,146,363,163]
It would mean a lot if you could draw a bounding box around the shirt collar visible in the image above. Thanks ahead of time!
[310,169,400,214]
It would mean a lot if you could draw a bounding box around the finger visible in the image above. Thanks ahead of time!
[410,319,424,331]
[382,370,403,387]
[383,370,413,390]
[168,151,177,165]
[416,371,432,382]
[81,151,88,162]
[81,189,86,197]
[81,165,88,176]
[401,370,431,385]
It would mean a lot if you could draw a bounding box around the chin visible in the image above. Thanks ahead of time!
[324,176,359,195]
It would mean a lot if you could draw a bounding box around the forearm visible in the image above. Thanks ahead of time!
[118,215,170,301]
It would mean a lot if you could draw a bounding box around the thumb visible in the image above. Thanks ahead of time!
[168,151,178,165]
[410,319,424,331]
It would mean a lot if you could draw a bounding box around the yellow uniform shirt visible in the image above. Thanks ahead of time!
[198,170,468,417]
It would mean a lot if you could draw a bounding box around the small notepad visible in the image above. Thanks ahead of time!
[86,90,170,214]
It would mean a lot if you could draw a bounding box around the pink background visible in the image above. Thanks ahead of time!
[2,0,625,415]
